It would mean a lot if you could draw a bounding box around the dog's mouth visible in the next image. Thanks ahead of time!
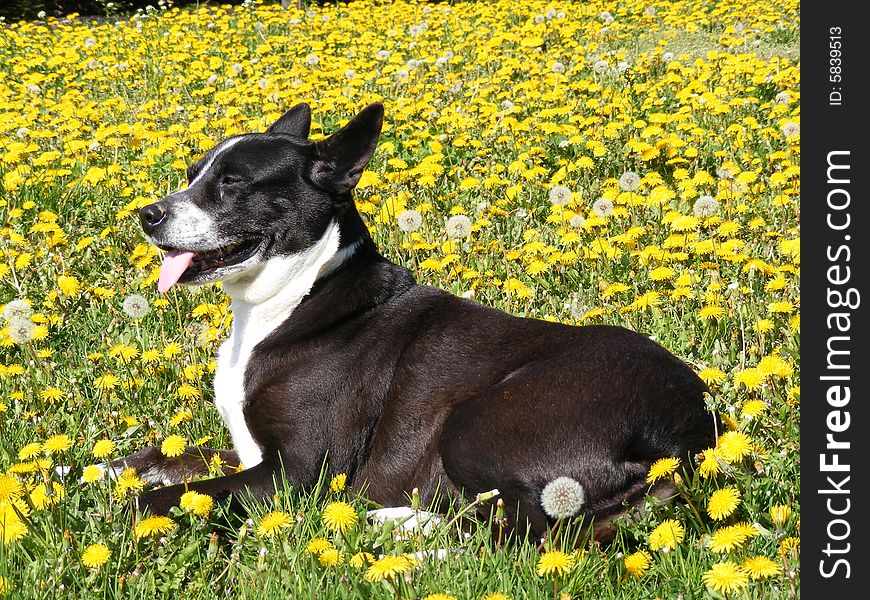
[157,239,260,292]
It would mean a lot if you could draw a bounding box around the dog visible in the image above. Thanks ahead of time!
[118,102,716,542]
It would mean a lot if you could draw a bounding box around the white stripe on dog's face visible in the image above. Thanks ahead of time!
[189,137,243,187]
[151,199,223,250]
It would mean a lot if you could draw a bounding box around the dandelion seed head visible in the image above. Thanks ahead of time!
[397,209,423,233]
[445,215,472,239]
[3,300,32,321]
[7,317,35,345]
[540,476,585,519]
[618,171,641,191]
[693,195,721,218]
[592,197,614,218]
[548,185,572,206]
[122,294,150,319]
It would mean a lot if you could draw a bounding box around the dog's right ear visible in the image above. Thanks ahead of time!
[309,102,384,194]
[267,103,311,138]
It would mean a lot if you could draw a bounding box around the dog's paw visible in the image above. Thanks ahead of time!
[366,506,442,535]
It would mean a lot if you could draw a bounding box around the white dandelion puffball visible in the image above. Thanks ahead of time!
[541,476,586,519]
[781,121,800,138]
[3,299,33,322]
[592,197,615,218]
[7,317,36,345]
[593,60,610,75]
[619,170,641,192]
[569,214,586,228]
[397,209,423,233]
[445,215,472,239]
[122,294,150,319]
[551,61,566,74]
[693,195,721,218]
[548,185,572,206]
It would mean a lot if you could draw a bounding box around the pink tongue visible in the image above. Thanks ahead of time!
[158,250,195,293]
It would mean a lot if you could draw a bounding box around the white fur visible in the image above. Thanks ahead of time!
[190,137,242,187]
[162,201,222,249]
[214,221,352,468]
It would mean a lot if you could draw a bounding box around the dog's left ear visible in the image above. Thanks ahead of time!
[310,102,384,194]
[267,103,311,138]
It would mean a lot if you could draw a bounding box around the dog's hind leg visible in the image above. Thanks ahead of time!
[107,446,241,486]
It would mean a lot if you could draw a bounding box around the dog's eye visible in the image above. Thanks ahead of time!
[220,175,245,186]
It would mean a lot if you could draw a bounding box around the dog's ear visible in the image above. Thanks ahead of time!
[310,102,384,194]
[267,103,312,138]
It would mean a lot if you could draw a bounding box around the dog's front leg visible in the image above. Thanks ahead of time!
[137,459,280,516]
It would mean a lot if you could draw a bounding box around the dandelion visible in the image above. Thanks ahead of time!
[376,49,391,61]
[540,476,585,519]
[769,504,792,527]
[548,185,572,206]
[569,214,585,228]
[304,54,320,67]
[122,294,150,319]
[318,548,344,566]
[591,198,614,218]
[717,431,752,463]
[180,491,214,517]
[92,439,116,458]
[423,595,456,600]
[702,561,749,595]
[29,482,66,509]
[707,488,741,521]
[17,443,42,460]
[306,537,333,554]
[3,300,32,321]
[623,550,651,577]
[781,121,800,137]
[646,457,680,484]
[322,501,358,533]
[709,525,750,553]
[481,594,511,600]
[618,171,641,191]
[741,400,766,419]
[57,275,81,296]
[7,318,35,344]
[364,554,415,582]
[743,556,782,579]
[446,215,472,239]
[134,515,177,538]
[693,195,721,218]
[775,91,791,105]
[81,465,104,483]
[350,552,374,568]
[329,473,347,493]
[398,209,423,233]
[1,502,28,545]
[44,434,74,454]
[592,60,610,75]
[0,475,22,503]
[779,536,800,559]
[160,435,187,458]
[81,543,111,569]
[257,511,292,537]
[550,61,566,74]
[649,519,684,552]
[536,550,574,577]
[0,575,8,594]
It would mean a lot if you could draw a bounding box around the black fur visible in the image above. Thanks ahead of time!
[125,103,717,542]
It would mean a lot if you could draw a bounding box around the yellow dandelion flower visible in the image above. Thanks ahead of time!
[329,473,347,493]
[707,488,741,521]
[29,481,65,509]
[257,511,292,537]
[697,367,726,385]
[1,502,28,545]
[717,431,752,463]
[730,522,761,540]
[350,552,375,568]
[698,448,722,478]
[93,373,120,391]
[733,367,765,391]
[770,504,792,527]
[623,550,651,578]
[160,435,187,458]
[82,465,104,483]
[758,355,794,378]
[709,525,749,554]
[0,575,8,595]
[134,515,177,538]
[698,305,726,320]
[743,556,782,580]
[536,550,574,577]
[755,319,775,333]
[44,434,74,454]
[741,400,766,419]
[649,519,685,552]
[57,275,81,296]
[767,301,794,314]
[180,491,213,517]
[365,554,415,582]
[81,543,111,569]
[318,548,344,567]
[114,468,144,499]
[0,474,23,503]
[646,457,680,484]
[702,561,749,594]
[92,439,116,458]
[779,537,800,559]
[306,537,333,554]
[423,595,456,600]
[162,342,181,358]
[322,501,358,533]
[17,442,42,460]
[480,594,511,600]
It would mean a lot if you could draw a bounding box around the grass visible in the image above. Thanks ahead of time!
[0,0,800,597]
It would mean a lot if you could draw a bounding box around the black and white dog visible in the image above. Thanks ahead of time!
[122,102,716,541]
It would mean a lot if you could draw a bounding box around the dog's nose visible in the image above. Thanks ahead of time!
[139,202,167,233]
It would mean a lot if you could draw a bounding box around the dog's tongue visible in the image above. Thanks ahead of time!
[158,250,195,293]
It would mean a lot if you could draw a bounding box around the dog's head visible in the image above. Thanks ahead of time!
[140,102,383,293]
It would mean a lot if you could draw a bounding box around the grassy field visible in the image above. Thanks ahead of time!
[0,0,800,597]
